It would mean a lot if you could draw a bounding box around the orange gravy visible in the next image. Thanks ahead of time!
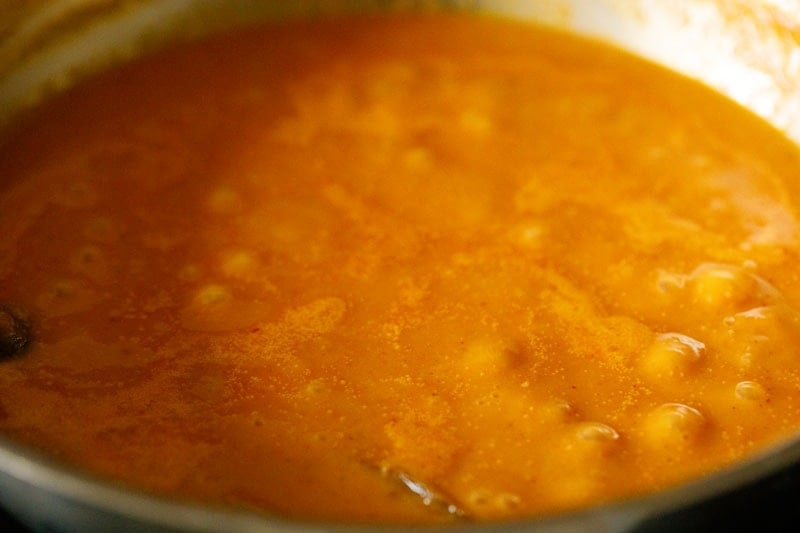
[2,13,800,524]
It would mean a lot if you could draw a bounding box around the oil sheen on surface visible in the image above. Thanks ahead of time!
[1,13,800,525]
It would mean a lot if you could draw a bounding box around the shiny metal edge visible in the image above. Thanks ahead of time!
[3,416,800,531]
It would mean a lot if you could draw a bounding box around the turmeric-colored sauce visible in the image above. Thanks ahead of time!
[2,13,800,525]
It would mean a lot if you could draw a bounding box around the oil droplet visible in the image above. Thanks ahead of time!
[207,186,241,214]
[193,284,232,306]
[735,381,767,402]
[576,422,619,443]
[642,403,706,448]
[640,332,704,380]
[655,269,685,293]
[688,263,777,310]
[221,251,258,279]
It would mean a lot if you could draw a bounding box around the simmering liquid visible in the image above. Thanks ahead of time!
[1,13,800,524]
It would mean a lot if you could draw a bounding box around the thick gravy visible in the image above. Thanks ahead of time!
[1,13,800,524]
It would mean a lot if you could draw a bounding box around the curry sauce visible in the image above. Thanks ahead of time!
[1,13,800,524]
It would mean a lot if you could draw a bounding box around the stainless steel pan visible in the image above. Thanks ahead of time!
[1,1,799,531]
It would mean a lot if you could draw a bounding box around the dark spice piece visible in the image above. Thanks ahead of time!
[0,307,32,360]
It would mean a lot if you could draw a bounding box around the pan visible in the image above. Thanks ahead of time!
[1,1,799,531]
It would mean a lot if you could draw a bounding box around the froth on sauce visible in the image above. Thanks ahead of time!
[1,13,800,525]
